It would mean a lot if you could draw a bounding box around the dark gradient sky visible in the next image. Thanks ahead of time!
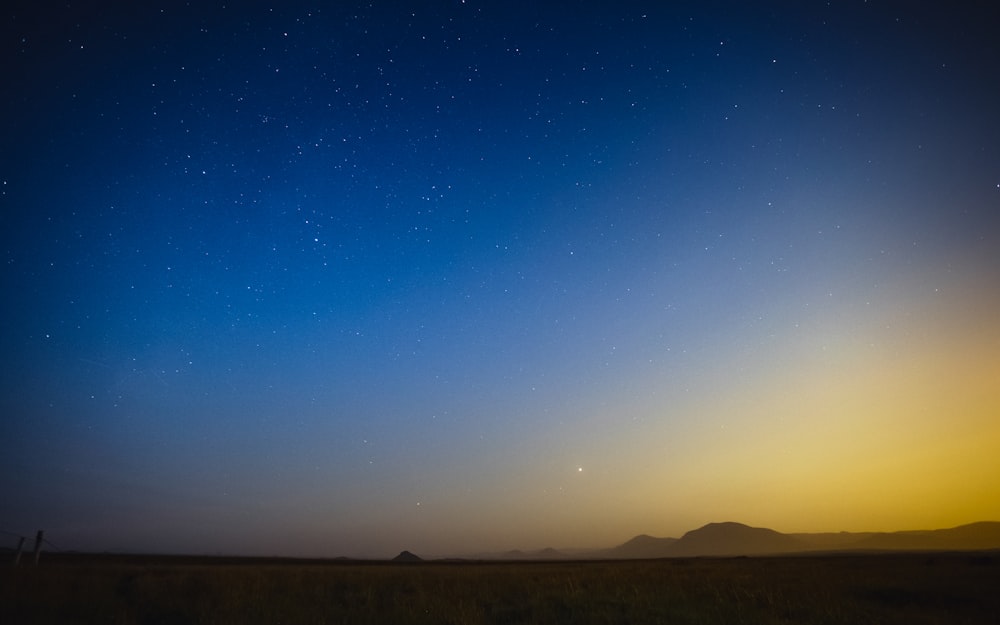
[2,1,999,558]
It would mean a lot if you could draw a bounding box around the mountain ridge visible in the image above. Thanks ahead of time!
[406,521,1000,561]
[599,521,1000,559]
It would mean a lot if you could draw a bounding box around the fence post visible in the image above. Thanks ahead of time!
[12,536,25,566]
[32,530,43,566]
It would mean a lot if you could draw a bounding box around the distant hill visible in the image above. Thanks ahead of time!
[836,522,1000,552]
[483,547,568,560]
[391,550,423,562]
[534,547,567,560]
[603,534,678,559]
[787,531,878,549]
[604,521,1000,559]
[669,522,806,556]
[460,547,572,561]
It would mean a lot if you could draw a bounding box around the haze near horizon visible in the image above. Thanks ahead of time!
[2,2,998,559]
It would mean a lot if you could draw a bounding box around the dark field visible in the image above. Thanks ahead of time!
[2,552,998,624]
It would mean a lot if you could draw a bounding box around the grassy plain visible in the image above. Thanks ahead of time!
[2,552,998,624]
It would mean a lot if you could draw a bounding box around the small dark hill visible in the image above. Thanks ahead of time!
[606,534,679,559]
[391,550,423,562]
[670,522,805,556]
[534,547,566,560]
[493,547,566,560]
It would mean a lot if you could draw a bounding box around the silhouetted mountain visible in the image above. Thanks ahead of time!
[466,547,572,560]
[604,534,679,559]
[488,547,567,560]
[391,550,423,562]
[669,522,806,556]
[603,521,1000,559]
[788,531,879,550]
[534,547,567,560]
[844,522,1000,552]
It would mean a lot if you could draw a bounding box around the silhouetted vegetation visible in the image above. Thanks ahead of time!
[2,552,998,624]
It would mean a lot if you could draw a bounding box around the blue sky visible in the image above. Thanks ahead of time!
[2,1,999,557]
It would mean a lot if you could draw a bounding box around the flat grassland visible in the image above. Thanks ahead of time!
[2,552,998,624]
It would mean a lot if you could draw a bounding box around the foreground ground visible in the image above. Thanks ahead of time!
[2,552,998,624]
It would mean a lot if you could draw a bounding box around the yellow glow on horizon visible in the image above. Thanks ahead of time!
[575,275,1000,538]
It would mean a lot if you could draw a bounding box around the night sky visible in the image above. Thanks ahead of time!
[2,2,999,558]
